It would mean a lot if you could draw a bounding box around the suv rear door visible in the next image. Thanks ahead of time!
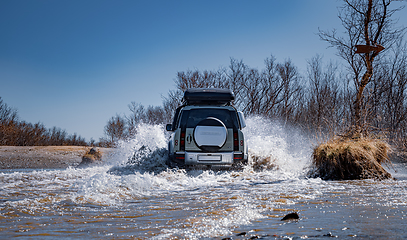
[178,108,239,152]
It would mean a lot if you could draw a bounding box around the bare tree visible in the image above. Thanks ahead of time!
[276,59,302,124]
[240,68,263,115]
[261,55,285,116]
[145,105,166,125]
[162,89,183,123]
[0,97,18,124]
[368,38,407,142]
[127,102,146,136]
[226,58,247,109]
[305,55,343,135]
[104,115,126,143]
[319,0,406,134]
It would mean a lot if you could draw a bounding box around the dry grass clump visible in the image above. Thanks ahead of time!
[250,152,278,171]
[310,137,392,180]
[77,148,103,167]
[83,148,102,160]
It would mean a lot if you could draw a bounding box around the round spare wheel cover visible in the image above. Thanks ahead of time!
[194,117,227,149]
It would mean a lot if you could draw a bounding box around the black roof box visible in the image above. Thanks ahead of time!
[183,88,235,105]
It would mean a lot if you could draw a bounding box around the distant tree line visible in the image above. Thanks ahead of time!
[0,97,88,146]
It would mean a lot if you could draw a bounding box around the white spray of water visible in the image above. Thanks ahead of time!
[110,117,313,173]
[244,116,313,177]
[106,124,168,166]
[64,117,313,209]
[101,117,314,178]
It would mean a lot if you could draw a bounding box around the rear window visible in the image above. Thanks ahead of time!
[178,109,239,129]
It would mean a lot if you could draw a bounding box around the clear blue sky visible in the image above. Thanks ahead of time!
[1,0,405,141]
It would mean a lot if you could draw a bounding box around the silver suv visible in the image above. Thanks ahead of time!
[166,88,248,169]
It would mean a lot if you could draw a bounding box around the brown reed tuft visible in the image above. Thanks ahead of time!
[250,152,278,171]
[310,137,392,180]
[77,148,103,168]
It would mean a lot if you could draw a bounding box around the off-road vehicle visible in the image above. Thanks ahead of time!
[166,88,248,169]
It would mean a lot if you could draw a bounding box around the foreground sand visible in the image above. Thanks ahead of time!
[0,146,113,169]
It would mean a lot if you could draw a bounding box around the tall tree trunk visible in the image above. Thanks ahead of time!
[354,57,373,132]
[353,0,373,133]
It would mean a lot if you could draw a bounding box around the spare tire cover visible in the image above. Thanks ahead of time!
[194,117,227,149]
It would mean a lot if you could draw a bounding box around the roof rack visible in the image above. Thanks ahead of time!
[183,88,235,106]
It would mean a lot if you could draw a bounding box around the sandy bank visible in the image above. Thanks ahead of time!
[0,146,114,169]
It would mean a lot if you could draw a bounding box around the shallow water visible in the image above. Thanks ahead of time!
[1,119,407,239]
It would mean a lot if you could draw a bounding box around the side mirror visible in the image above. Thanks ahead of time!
[166,124,173,131]
[238,111,246,129]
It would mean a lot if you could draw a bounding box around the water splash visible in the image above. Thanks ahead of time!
[243,116,312,177]
[105,117,313,177]
[106,123,169,174]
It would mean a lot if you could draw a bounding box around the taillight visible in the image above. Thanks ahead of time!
[180,131,185,150]
[233,131,239,151]
[234,153,243,160]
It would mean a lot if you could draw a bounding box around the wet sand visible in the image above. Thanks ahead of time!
[0,146,113,169]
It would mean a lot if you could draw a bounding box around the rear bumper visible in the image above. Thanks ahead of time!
[185,152,233,165]
[172,151,247,166]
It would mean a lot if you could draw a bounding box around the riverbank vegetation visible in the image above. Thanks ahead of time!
[0,97,88,146]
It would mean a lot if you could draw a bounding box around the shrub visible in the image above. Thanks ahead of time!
[310,137,392,180]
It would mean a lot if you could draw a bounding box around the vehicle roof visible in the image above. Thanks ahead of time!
[183,88,234,106]
[179,105,237,111]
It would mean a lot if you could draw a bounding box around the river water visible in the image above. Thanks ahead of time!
[1,118,407,239]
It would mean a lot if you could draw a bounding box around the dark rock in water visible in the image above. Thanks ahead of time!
[249,236,260,239]
[77,148,102,168]
[281,212,299,221]
[222,232,269,239]
[323,232,337,237]
[88,147,97,154]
